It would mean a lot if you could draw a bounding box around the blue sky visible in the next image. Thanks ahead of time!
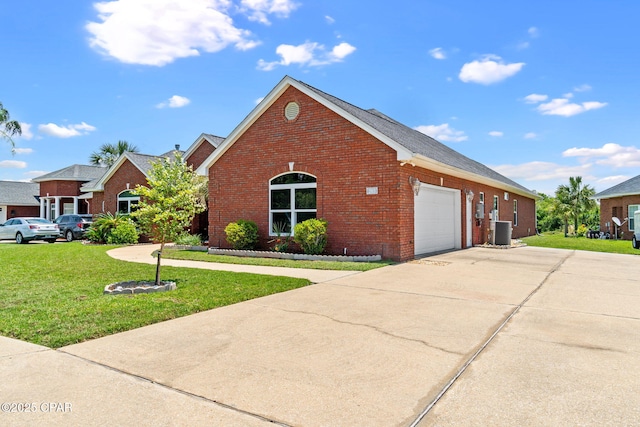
[1,0,639,195]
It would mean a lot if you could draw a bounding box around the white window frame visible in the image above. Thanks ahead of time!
[479,192,485,204]
[629,204,639,231]
[513,200,518,226]
[493,195,499,220]
[269,173,317,236]
[117,190,140,214]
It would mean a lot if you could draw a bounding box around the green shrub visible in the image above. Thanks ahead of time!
[224,219,258,250]
[86,212,138,244]
[174,233,203,246]
[106,219,139,244]
[577,224,588,237]
[293,218,328,255]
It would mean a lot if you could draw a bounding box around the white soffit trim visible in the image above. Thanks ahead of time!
[410,154,539,199]
[197,76,414,175]
[91,153,148,191]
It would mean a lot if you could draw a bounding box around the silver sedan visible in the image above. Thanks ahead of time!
[0,217,59,244]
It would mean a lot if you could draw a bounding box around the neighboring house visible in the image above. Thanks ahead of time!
[197,76,538,261]
[83,136,221,237]
[32,165,107,221]
[0,181,40,223]
[593,174,640,239]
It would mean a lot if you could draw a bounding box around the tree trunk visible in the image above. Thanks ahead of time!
[155,242,164,285]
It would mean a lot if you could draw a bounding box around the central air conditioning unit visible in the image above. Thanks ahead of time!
[492,220,512,245]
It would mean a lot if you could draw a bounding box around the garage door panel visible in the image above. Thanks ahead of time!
[414,185,460,255]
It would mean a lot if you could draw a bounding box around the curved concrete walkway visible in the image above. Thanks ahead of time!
[107,244,361,283]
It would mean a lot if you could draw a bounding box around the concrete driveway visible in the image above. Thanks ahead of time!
[1,246,639,426]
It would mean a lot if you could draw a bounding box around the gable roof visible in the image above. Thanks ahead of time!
[183,133,224,162]
[82,151,181,192]
[198,75,537,198]
[0,181,40,206]
[31,164,107,183]
[593,174,640,199]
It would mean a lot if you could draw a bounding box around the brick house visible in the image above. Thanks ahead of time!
[593,174,640,239]
[0,181,41,223]
[83,134,221,236]
[32,165,107,221]
[198,76,538,261]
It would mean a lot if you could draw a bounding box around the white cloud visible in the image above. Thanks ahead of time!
[459,55,525,85]
[528,27,539,38]
[523,93,548,104]
[536,98,607,117]
[86,0,266,66]
[240,0,299,24]
[325,15,335,24]
[415,123,468,142]
[574,84,592,92]
[23,170,49,179]
[257,41,356,70]
[255,97,264,105]
[563,143,640,168]
[0,160,27,169]
[488,131,503,137]
[13,148,33,154]
[38,122,96,138]
[492,161,593,182]
[16,123,34,140]
[524,132,537,139]
[156,95,191,109]
[429,47,446,60]
[516,41,530,50]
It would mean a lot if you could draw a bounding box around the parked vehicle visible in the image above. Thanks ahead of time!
[54,214,93,242]
[633,210,640,249]
[0,217,59,244]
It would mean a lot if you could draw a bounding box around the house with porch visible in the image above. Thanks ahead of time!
[197,76,538,262]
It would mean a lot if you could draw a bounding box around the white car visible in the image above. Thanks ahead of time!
[0,217,59,244]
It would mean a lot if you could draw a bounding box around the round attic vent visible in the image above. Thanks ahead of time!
[284,101,300,121]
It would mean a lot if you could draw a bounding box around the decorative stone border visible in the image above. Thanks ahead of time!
[207,247,382,262]
[104,281,177,295]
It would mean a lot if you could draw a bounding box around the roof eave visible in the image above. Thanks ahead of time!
[593,191,640,200]
[409,154,540,199]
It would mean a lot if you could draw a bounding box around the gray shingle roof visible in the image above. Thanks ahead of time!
[593,174,640,199]
[127,151,182,174]
[297,79,535,196]
[0,181,40,206]
[32,164,107,182]
[202,134,225,146]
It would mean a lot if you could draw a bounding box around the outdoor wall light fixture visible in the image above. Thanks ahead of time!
[465,189,474,201]
[409,176,421,196]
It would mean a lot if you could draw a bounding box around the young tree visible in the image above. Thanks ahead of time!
[556,176,596,235]
[130,153,206,284]
[89,140,139,166]
[1,102,22,151]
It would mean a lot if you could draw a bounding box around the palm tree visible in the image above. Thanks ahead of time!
[556,176,596,236]
[89,140,139,167]
[1,102,22,152]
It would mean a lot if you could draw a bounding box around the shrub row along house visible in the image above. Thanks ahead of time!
[2,76,559,260]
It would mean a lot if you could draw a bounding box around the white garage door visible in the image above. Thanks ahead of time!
[414,184,461,255]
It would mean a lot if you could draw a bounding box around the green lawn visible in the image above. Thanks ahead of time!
[0,242,309,348]
[522,232,640,255]
[163,247,394,271]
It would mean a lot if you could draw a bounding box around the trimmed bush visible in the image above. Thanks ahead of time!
[224,219,258,250]
[293,218,328,255]
[86,212,138,244]
[106,219,139,244]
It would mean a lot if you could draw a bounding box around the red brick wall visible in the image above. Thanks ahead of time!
[39,180,84,197]
[599,195,640,239]
[101,160,148,214]
[186,140,215,170]
[6,205,40,218]
[207,86,537,261]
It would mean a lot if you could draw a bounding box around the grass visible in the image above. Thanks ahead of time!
[162,247,395,271]
[0,242,310,348]
[522,232,640,255]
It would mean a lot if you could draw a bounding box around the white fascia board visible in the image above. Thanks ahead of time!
[184,133,222,161]
[197,76,414,175]
[593,192,640,200]
[409,154,539,199]
[90,153,148,191]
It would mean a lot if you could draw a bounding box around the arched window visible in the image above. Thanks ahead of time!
[269,173,317,235]
[118,190,139,214]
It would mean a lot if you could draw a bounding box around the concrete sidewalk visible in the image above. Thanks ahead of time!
[106,244,361,283]
[2,246,639,426]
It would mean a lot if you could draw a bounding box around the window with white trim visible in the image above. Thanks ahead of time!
[269,173,316,235]
[479,192,485,204]
[118,190,139,214]
[493,195,499,220]
[629,204,639,231]
[513,200,518,226]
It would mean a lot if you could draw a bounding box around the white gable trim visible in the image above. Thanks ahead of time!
[82,153,148,192]
[197,76,414,175]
